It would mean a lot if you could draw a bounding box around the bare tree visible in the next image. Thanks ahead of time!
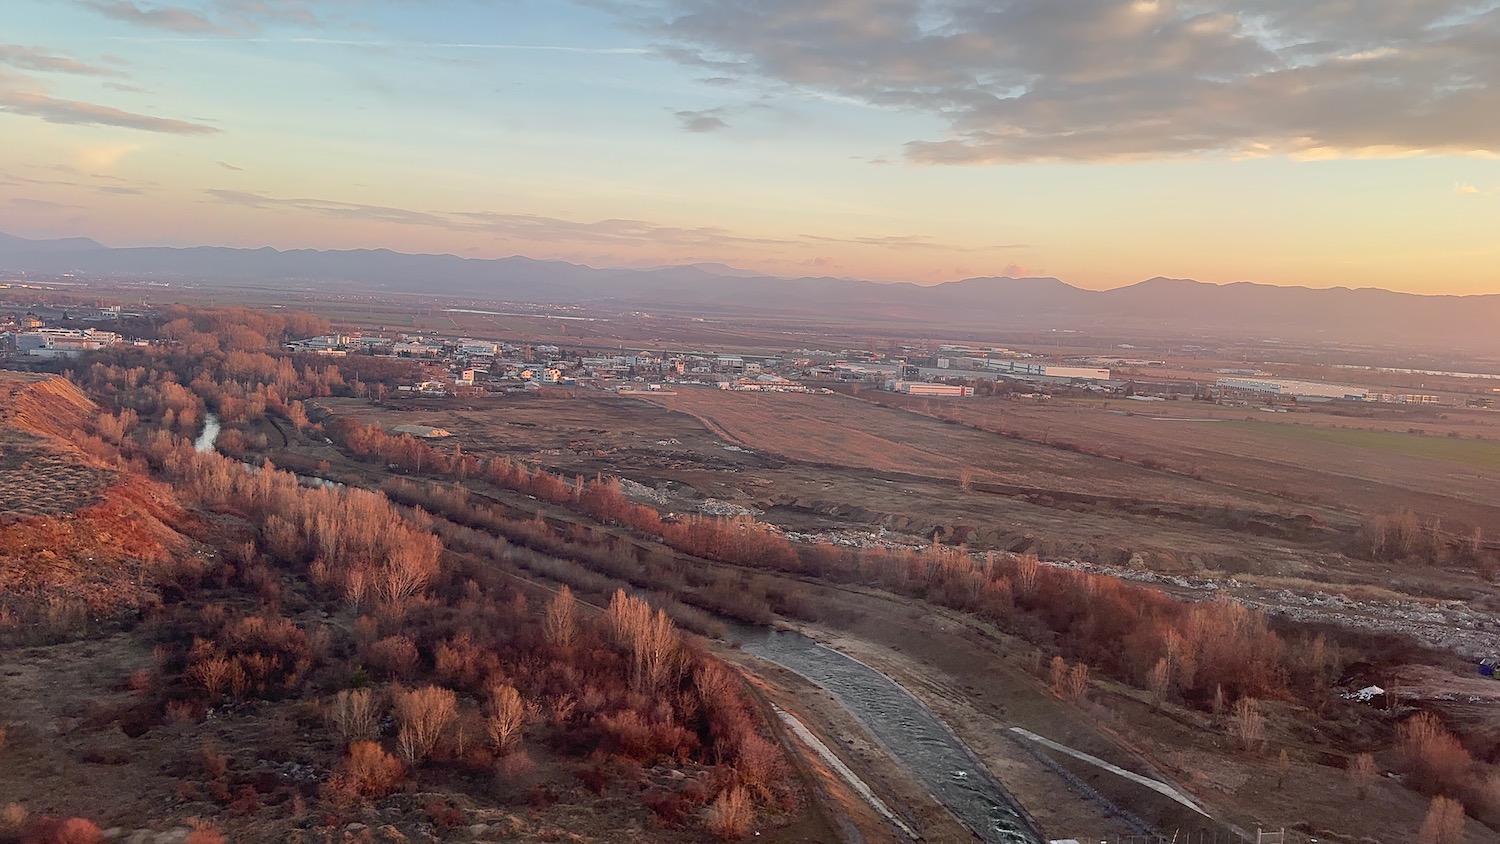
[543,585,577,650]
[329,688,380,743]
[1049,656,1068,698]
[957,467,976,492]
[486,683,527,753]
[1348,752,1377,799]
[343,566,369,614]
[1419,795,1466,844]
[1148,657,1171,708]
[1231,697,1267,752]
[393,685,457,763]
[1014,554,1040,599]
[607,590,679,692]
[1065,663,1090,703]
[376,544,440,607]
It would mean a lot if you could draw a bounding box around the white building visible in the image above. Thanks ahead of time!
[987,360,1111,381]
[18,328,121,357]
[892,381,974,397]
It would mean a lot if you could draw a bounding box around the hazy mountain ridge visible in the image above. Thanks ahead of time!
[2,232,1496,350]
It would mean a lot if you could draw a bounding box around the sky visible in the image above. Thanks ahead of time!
[2,0,1499,293]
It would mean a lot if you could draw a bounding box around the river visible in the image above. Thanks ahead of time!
[194,413,342,490]
[193,413,221,453]
[732,626,1043,844]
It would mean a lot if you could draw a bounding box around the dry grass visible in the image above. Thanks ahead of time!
[0,376,115,519]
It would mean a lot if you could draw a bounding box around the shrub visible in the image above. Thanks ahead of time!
[1419,795,1466,844]
[1399,713,1473,795]
[329,688,380,743]
[184,818,227,844]
[703,786,752,839]
[41,818,104,844]
[733,734,782,802]
[342,740,405,796]
[495,749,535,781]
[393,685,457,763]
[1,803,25,830]
[364,635,419,680]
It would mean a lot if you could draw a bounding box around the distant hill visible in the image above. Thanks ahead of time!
[2,231,1497,351]
[0,231,106,254]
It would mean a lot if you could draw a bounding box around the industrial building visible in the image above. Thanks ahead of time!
[1217,377,1367,401]
[16,328,121,357]
[892,381,974,397]
[988,360,1112,381]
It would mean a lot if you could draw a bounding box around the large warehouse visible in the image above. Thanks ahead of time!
[1216,377,1368,401]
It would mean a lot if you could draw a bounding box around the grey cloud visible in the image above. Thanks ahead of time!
[674,108,729,132]
[0,90,221,134]
[607,0,1500,162]
[217,160,244,170]
[0,45,120,76]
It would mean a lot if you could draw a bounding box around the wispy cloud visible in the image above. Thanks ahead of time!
[9,197,82,211]
[1455,182,1485,196]
[0,90,219,134]
[203,187,1006,255]
[603,0,1500,163]
[217,160,244,171]
[102,34,651,54]
[0,44,120,76]
[78,0,230,35]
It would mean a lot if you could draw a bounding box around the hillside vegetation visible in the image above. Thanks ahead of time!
[0,317,814,843]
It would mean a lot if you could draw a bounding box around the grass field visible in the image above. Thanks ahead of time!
[1228,420,1500,468]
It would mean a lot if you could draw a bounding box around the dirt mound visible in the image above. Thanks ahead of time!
[0,373,194,615]
[0,373,114,518]
[0,372,98,443]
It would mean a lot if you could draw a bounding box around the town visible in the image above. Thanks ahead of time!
[5,304,1495,410]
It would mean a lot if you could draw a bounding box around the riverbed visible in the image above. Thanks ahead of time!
[733,625,1042,844]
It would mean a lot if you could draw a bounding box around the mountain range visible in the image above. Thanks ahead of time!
[2,231,1496,353]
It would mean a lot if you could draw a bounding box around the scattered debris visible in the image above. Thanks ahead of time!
[1343,686,1385,703]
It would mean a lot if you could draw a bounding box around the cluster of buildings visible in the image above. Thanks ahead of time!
[4,326,124,358]
[1215,377,1442,404]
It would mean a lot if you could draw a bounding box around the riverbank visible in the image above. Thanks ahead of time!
[780,589,1226,843]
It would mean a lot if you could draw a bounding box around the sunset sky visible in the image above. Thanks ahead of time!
[3,0,1499,292]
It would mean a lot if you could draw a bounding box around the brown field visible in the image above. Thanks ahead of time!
[311,384,1500,605]
[854,391,1500,535]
